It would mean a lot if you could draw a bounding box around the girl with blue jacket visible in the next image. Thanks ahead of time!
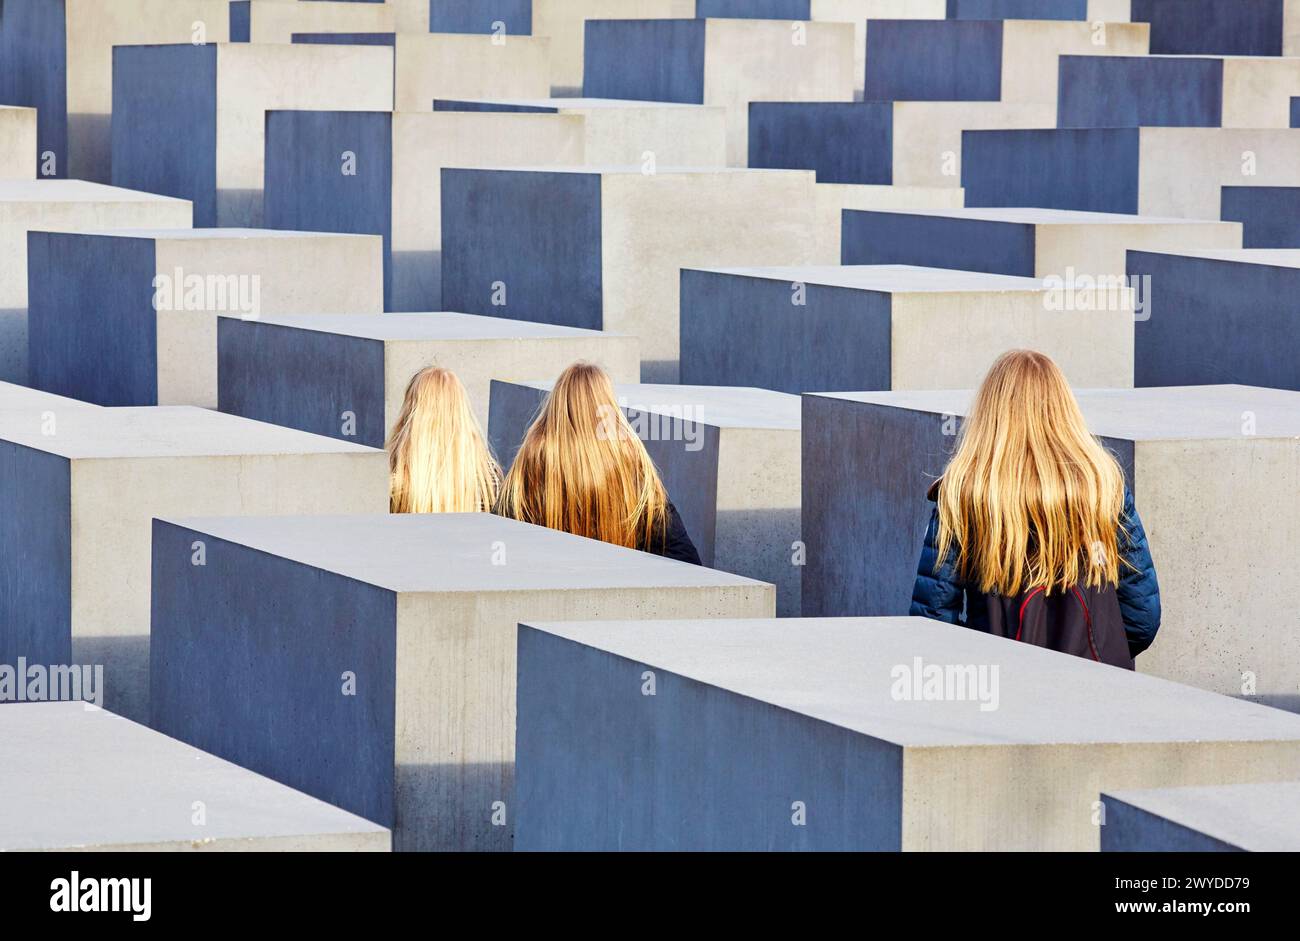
[909,350,1161,663]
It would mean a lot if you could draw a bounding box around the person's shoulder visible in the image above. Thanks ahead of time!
[926,478,942,503]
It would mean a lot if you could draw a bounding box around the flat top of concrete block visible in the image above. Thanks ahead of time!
[811,385,1300,441]
[508,381,801,430]
[0,180,191,206]
[0,407,380,459]
[0,703,387,851]
[161,513,770,594]
[459,166,810,179]
[1134,248,1300,269]
[241,311,630,342]
[694,264,1048,294]
[0,382,101,411]
[76,228,377,243]
[852,207,1235,227]
[522,617,1300,748]
[438,97,712,111]
[1103,782,1300,851]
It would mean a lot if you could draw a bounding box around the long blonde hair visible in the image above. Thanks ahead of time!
[497,362,670,549]
[936,350,1126,596]
[386,366,501,514]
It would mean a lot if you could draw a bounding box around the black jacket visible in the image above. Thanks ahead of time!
[639,502,702,565]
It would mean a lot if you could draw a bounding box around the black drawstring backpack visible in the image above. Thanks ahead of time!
[983,583,1134,670]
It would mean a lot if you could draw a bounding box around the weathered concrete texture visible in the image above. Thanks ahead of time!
[0,380,100,412]
[963,127,1300,218]
[237,0,394,42]
[1102,782,1300,851]
[0,407,388,724]
[441,167,828,381]
[842,207,1242,278]
[514,616,1300,851]
[749,99,1055,189]
[583,18,856,165]
[0,703,390,852]
[489,381,802,613]
[865,18,1148,106]
[679,265,1134,394]
[391,33,551,112]
[0,107,36,180]
[28,229,382,408]
[0,0,232,183]
[1128,249,1300,390]
[264,110,584,311]
[434,98,727,167]
[111,42,393,227]
[1221,186,1300,247]
[0,180,192,383]
[218,311,640,446]
[1129,0,1300,56]
[696,1,947,98]
[800,384,1300,710]
[1059,55,1300,128]
[150,513,775,851]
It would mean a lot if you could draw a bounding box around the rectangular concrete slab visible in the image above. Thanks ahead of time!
[217,311,641,445]
[514,616,1300,850]
[149,512,775,851]
[1128,248,1300,390]
[0,106,36,180]
[1129,0,1300,56]
[0,406,388,724]
[265,109,585,311]
[27,228,383,408]
[489,380,802,613]
[111,42,393,227]
[800,384,1300,709]
[842,207,1242,278]
[1221,185,1300,246]
[442,166,829,381]
[0,703,390,852]
[962,127,1300,218]
[583,17,856,165]
[1059,55,1300,129]
[0,0,234,183]
[0,180,192,383]
[696,1,947,98]
[749,99,1056,189]
[865,18,1148,105]
[1101,782,1300,851]
[433,98,728,167]
[679,264,1134,394]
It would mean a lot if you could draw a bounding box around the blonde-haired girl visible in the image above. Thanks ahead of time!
[386,366,501,514]
[910,350,1160,666]
[497,362,700,564]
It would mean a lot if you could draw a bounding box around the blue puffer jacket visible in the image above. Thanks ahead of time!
[909,486,1162,657]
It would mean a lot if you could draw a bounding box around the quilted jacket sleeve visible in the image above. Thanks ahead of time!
[909,506,965,625]
[1117,488,1161,657]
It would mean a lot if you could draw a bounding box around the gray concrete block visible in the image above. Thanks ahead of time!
[0,180,192,383]
[680,264,1135,394]
[0,106,36,180]
[0,702,389,851]
[801,384,1300,710]
[150,513,776,851]
[0,406,388,723]
[28,228,383,408]
[515,616,1300,850]
[218,312,640,446]
[490,381,801,613]
[1102,782,1300,851]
